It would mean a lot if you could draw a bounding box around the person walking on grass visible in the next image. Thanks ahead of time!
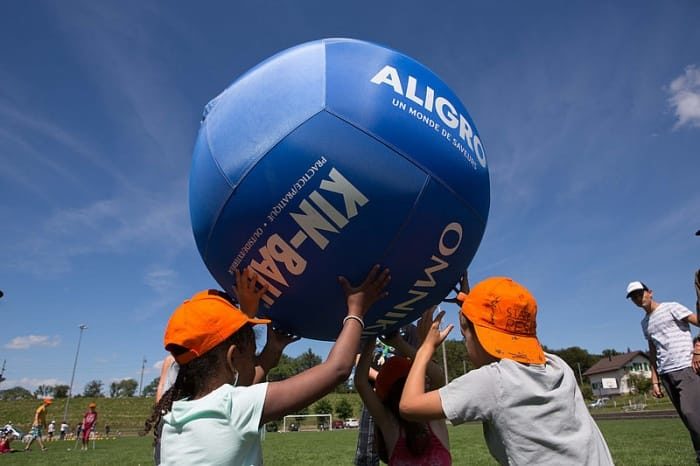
[25,398,52,452]
[627,280,700,463]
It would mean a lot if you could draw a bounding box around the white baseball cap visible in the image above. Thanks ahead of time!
[626,281,649,298]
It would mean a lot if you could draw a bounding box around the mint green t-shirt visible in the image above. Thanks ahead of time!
[161,382,268,466]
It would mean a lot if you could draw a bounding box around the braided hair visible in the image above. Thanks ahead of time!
[141,324,255,446]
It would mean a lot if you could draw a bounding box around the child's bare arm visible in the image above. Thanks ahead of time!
[254,327,299,384]
[261,266,390,425]
[400,310,452,421]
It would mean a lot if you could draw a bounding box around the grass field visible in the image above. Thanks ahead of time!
[0,418,695,465]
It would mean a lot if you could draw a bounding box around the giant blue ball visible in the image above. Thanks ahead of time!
[189,38,490,341]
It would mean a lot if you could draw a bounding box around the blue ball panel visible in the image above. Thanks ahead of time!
[324,39,490,223]
[189,131,233,259]
[362,177,486,335]
[190,41,327,254]
[203,110,429,339]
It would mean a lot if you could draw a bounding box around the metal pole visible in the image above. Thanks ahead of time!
[138,357,147,396]
[63,324,87,422]
[576,362,584,385]
[438,306,449,384]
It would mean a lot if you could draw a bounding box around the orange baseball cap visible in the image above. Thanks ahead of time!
[88,402,96,408]
[457,277,545,364]
[375,356,412,401]
[164,290,270,365]
[43,398,53,405]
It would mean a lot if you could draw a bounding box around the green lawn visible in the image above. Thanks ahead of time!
[0,418,695,465]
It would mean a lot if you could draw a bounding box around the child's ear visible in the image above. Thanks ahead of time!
[226,345,237,373]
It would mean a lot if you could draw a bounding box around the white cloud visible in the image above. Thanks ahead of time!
[4,335,61,350]
[668,65,700,129]
[1,377,63,392]
[144,268,178,294]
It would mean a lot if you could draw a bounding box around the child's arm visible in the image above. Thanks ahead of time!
[234,267,268,317]
[261,265,390,425]
[384,308,446,388]
[399,310,453,422]
[253,327,300,384]
[354,339,396,438]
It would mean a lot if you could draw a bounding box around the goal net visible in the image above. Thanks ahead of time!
[282,414,333,432]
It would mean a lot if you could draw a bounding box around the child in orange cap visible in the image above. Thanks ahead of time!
[146,265,390,465]
[80,402,97,450]
[355,308,451,465]
[25,398,52,452]
[400,277,613,465]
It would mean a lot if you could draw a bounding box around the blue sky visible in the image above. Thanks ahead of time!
[1,1,699,394]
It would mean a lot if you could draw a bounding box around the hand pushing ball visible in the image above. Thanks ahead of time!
[189,38,490,340]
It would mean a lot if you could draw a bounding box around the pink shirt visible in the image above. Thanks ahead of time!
[389,424,451,466]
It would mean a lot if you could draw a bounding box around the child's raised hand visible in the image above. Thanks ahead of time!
[266,326,300,353]
[417,306,438,344]
[338,265,391,318]
[234,267,269,317]
[422,309,453,350]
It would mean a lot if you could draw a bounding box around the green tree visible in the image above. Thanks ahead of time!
[53,384,70,398]
[34,385,53,398]
[296,349,322,372]
[109,381,119,398]
[334,397,353,420]
[267,354,296,381]
[142,377,159,397]
[545,346,598,382]
[109,379,138,397]
[83,380,104,397]
[434,339,471,382]
[314,398,333,414]
[601,348,620,358]
[0,386,33,400]
[628,373,652,395]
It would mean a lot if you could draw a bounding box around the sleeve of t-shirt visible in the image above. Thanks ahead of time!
[438,364,498,425]
[228,382,269,435]
[669,302,692,321]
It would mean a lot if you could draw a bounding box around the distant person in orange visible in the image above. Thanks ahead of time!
[25,398,52,452]
[80,403,98,450]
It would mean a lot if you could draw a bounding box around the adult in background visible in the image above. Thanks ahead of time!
[25,398,52,452]
[47,420,55,441]
[626,280,700,463]
[59,420,69,441]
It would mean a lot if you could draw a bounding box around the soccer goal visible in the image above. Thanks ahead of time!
[282,414,333,432]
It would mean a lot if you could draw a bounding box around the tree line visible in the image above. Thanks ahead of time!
[0,341,636,401]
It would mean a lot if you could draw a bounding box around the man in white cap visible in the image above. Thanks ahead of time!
[626,280,700,463]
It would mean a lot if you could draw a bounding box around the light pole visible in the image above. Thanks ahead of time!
[63,324,87,422]
[138,357,147,396]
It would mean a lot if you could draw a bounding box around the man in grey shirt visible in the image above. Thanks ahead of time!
[627,280,700,464]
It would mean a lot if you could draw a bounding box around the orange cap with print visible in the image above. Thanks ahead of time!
[457,277,545,364]
[375,356,412,401]
[164,289,270,365]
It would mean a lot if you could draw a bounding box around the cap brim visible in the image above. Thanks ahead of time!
[248,317,271,325]
[472,324,545,364]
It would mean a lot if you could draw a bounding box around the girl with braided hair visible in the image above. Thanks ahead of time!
[144,265,390,465]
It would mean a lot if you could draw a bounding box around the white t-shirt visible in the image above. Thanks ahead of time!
[641,302,693,374]
[161,382,268,466]
[439,353,613,466]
